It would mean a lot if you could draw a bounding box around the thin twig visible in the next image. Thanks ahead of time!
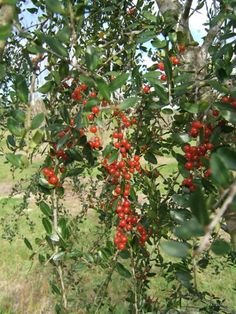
[194,182,236,255]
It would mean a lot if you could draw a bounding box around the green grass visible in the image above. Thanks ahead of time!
[0,156,40,182]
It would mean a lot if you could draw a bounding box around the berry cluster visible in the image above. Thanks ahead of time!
[221,96,236,109]
[182,120,213,191]
[155,55,180,81]
[42,167,59,186]
[101,112,147,250]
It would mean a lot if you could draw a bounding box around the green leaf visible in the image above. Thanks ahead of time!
[151,39,167,48]
[164,55,172,81]
[110,73,129,92]
[171,194,190,208]
[42,217,52,234]
[108,150,118,163]
[7,118,24,137]
[116,262,132,278]
[207,80,228,93]
[143,11,157,22]
[31,113,44,130]
[38,81,54,94]
[6,153,21,168]
[31,130,44,146]
[85,46,99,71]
[13,109,26,123]
[211,239,231,255]
[24,238,33,250]
[144,151,157,164]
[176,270,192,289]
[160,239,190,258]
[0,24,11,40]
[45,0,64,14]
[7,135,16,147]
[174,218,204,240]
[119,96,140,110]
[190,188,209,225]
[96,78,110,100]
[217,147,236,171]
[102,144,113,157]
[59,106,70,123]
[83,98,99,112]
[51,283,61,295]
[180,102,200,114]
[56,133,71,150]
[2,0,18,4]
[66,167,84,177]
[136,30,155,43]
[43,35,68,58]
[38,177,55,189]
[221,110,236,124]
[153,84,168,103]
[143,71,160,80]
[57,26,70,44]
[16,75,28,103]
[210,153,231,188]
[0,63,6,81]
[39,201,52,217]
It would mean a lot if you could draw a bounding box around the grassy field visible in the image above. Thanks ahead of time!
[0,155,235,313]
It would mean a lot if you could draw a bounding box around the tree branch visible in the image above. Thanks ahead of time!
[201,14,225,54]
[182,0,193,21]
[194,182,236,256]
[155,0,182,20]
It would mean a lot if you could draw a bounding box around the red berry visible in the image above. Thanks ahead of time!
[114,237,120,245]
[231,101,236,108]
[143,85,150,94]
[89,91,97,98]
[185,161,194,170]
[102,99,108,107]
[190,127,199,138]
[212,110,219,117]
[124,173,131,180]
[191,121,202,129]
[70,118,75,126]
[92,106,100,114]
[189,184,196,192]
[160,74,167,81]
[43,167,54,177]
[59,166,65,173]
[221,96,230,103]
[183,145,191,153]
[119,219,126,228]
[120,235,128,243]
[115,186,121,195]
[182,178,192,186]
[87,114,94,121]
[82,99,88,106]
[117,242,126,250]
[48,175,59,185]
[80,83,88,91]
[90,126,97,133]
[156,62,165,71]
[170,56,180,65]
[178,44,185,53]
[204,168,212,177]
